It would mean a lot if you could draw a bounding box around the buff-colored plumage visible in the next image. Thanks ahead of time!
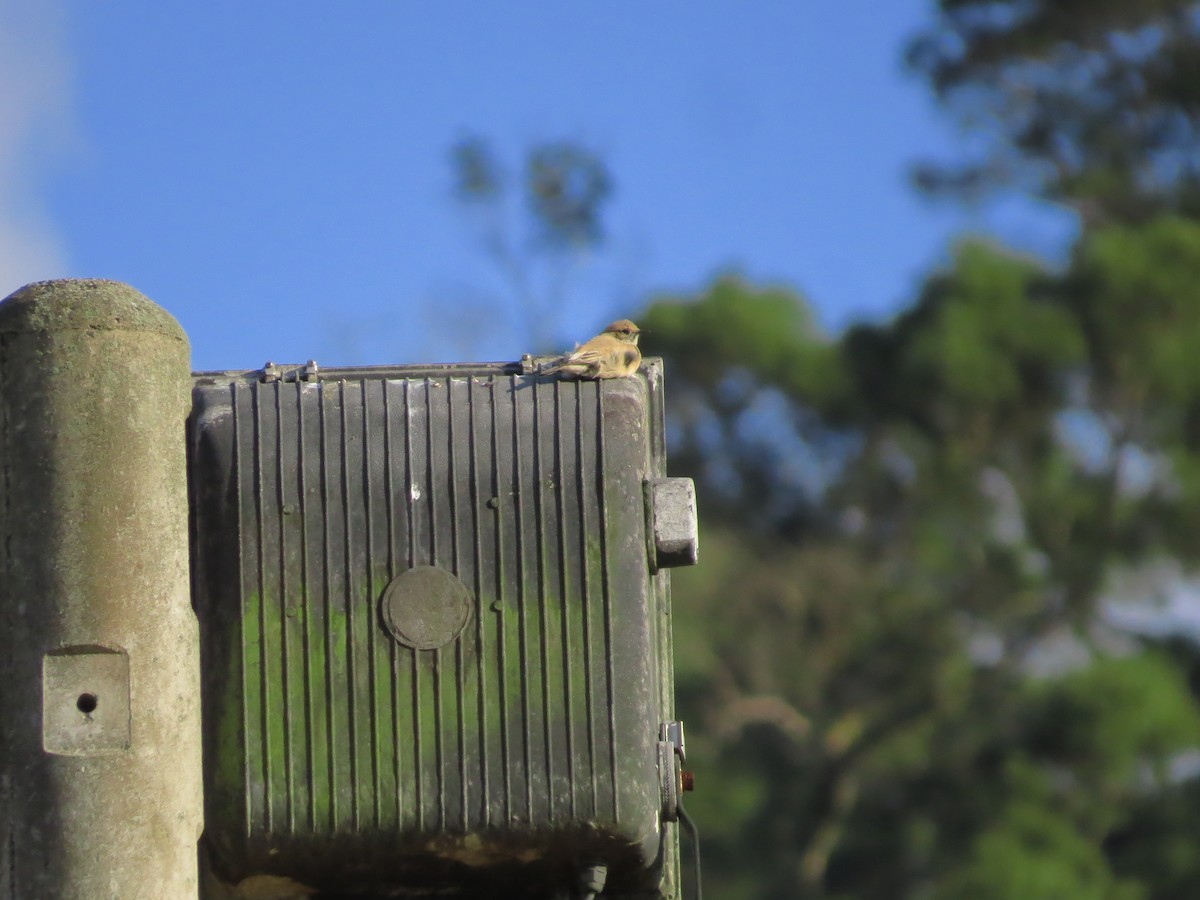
[541,319,642,379]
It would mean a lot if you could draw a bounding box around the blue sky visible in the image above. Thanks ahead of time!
[1,1,1076,372]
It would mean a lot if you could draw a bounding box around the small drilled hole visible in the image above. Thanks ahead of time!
[76,693,98,714]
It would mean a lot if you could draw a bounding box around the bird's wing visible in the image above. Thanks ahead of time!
[563,346,615,367]
[564,335,623,365]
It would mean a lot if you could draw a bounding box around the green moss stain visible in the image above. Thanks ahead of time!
[282,593,311,826]
[413,644,441,821]
[0,279,187,340]
[216,556,619,841]
[327,599,356,833]
[216,588,355,836]
[263,592,290,829]
[240,588,265,823]
[366,567,399,828]
[390,639,421,821]
[452,632,482,821]
[212,639,250,839]
[299,585,329,832]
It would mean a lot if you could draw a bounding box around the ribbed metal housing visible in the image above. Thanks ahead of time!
[188,360,678,896]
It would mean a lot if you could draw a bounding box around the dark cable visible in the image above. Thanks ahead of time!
[677,802,702,900]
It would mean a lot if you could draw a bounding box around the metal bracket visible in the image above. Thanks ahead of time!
[658,738,680,822]
[645,478,700,570]
[260,360,321,383]
[659,720,701,899]
[658,720,690,821]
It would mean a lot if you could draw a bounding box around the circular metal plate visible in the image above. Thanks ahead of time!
[379,566,473,650]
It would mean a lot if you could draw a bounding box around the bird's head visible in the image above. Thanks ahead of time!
[604,319,641,344]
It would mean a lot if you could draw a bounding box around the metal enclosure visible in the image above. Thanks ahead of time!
[188,358,690,897]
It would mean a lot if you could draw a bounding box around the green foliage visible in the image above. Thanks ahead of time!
[907,1,1200,220]
[1070,217,1200,401]
[905,242,1081,409]
[1024,653,1200,788]
[641,276,842,402]
[930,655,1200,899]
[938,799,1146,900]
[646,221,1200,896]
[642,6,1200,892]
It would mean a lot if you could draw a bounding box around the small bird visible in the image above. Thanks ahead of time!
[540,319,643,379]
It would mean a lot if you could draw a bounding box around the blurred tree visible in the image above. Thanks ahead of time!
[651,225,1200,898]
[907,0,1200,223]
[449,135,614,352]
[624,3,1200,897]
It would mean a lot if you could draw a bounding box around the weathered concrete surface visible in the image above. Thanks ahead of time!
[0,280,203,898]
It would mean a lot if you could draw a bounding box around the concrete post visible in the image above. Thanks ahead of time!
[0,280,203,898]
